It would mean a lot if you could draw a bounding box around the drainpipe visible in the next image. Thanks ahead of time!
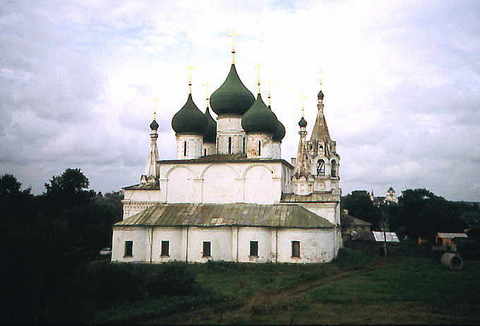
[149,227,153,264]
[185,226,189,263]
[236,226,239,262]
[275,228,278,263]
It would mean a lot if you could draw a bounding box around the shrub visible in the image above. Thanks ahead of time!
[335,248,374,270]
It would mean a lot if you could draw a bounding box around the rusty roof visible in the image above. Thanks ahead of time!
[115,203,334,229]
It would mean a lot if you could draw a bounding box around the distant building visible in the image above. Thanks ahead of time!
[369,187,398,206]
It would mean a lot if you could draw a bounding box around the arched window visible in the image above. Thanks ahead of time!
[331,160,337,177]
[317,159,325,176]
[228,137,232,154]
[183,141,187,157]
[204,148,207,156]
[242,137,246,153]
[258,140,261,156]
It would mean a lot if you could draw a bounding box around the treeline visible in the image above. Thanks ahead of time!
[1,169,123,323]
[342,188,480,239]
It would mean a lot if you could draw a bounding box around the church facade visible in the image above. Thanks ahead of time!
[112,54,343,264]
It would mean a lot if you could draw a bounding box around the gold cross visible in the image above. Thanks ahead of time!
[227,31,238,64]
[152,98,160,119]
[256,64,261,94]
[202,82,210,107]
[187,65,195,93]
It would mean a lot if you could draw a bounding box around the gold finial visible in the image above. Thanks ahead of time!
[228,31,237,64]
[187,65,195,94]
[300,94,307,117]
[267,91,272,107]
[202,82,210,108]
[152,97,160,118]
[256,64,261,94]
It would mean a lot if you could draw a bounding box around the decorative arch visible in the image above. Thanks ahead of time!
[200,163,239,179]
[165,165,195,179]
[202,163,239,203]
[244,164,275,204]
[166,166,194,203]
[241,164,275,179]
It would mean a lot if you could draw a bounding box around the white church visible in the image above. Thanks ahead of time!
[111,51,343,264]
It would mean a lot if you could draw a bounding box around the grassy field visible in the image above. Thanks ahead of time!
[94,249,480,325]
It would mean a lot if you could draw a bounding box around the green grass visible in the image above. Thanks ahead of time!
[92,250,480,325]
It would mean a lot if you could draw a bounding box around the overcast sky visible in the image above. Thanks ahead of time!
[1,0,479,201]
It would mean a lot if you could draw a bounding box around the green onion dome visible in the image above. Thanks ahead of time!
[210,64,255,116]
[298,116,307,128]
[241,93,277,134]
[273,119,286,142]
[171,94,208,135]
[268,105,286,142]
[149,119,159,131]
[203,107,217,143]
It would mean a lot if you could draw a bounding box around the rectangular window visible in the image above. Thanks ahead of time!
[161,240,169,257]
[203,241,211,257]
[291,241,300,258]
[250,241,258,257]
[228,137,232,154]
[124,241,133,257]
[242,137,246,153]
[184,141,187,157]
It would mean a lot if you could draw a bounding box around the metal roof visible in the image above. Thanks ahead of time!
[437,233,468,239]
[115,203,335,229]
[341,214,372,227]
[281,192,340,203]
[156,156,294,169]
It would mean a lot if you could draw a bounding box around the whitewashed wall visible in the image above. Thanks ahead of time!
[246,133,272,158]
[271,142,281,159]
[203,142,216,156]
[299,202,339,225]
[158,161,287,204]
[112,225,337,264]
[175,134,203,159]
[216,116,245,155]
[122,190,160,219]
[151,227,184,263]
[237,227,273,263]
[277,228,335,263]
[111,227,149,262]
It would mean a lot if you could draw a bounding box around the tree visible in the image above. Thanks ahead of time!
[44,168,95,209]
[342,190,382,227]
[397,188,466,238]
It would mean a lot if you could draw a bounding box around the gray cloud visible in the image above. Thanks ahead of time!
[1,0,479,201]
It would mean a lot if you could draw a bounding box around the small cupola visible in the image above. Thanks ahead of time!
[210,64,255,116]
[241,93,277,134]
[171,94,208,135]
[149,119,159,131]
[298,116,307,128]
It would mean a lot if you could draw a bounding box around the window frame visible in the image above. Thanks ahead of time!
[202,241,211,257]
[161,240,170,257]
[291,241,300,258]
[124,240,133,257]
[249,241,259,257]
